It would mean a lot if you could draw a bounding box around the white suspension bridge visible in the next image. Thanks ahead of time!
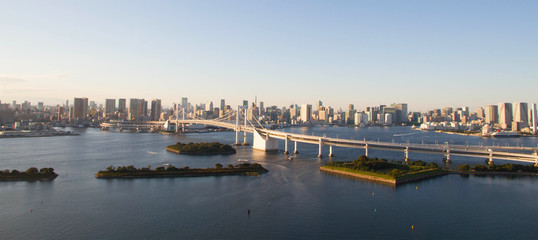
[100,107,538,166]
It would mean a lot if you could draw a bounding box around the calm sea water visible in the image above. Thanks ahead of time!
[0,126,537,239]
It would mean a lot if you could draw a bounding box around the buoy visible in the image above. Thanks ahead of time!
[248,208,251,215]
[416,186,418,190]
[373,208,376,213]
[372,192,374,196]
[411,225,414,229]
[30,208,33,212]
[268,202,271,206]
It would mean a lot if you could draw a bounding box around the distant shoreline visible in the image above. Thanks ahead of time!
[0,130,79,139]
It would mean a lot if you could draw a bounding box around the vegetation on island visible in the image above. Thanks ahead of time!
[0,167,58,180]
[322,155,445,181]
[458,163,538,173]
[166,142,236,155]
[95,163,268,178]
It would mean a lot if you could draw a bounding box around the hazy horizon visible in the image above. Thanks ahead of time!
[1,1,536,112]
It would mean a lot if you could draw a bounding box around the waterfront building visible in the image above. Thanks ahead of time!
[150,99,161,121]
[300,104,312,123]
[73,97,88,121]
[220,99,225,112]
[118,99,126,113]
[513,102,528,124]
[105,99,116,114]
[129,98,145,121]
[384,113,393,125]
[531,103,537,134]
[377,113,385,124]
[395,103,408,122]
[485,105,498,124]
[498,102,513,129]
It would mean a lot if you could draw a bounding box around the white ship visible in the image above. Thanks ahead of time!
[490,131,521,138]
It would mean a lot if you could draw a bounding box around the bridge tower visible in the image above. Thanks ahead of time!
[242,106,249,146]
[328,145,334,157]
[365,143,369,157]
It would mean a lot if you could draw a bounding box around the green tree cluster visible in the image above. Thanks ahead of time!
[167,142,236,154]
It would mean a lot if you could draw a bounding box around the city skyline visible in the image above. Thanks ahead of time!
[1,1,537,111]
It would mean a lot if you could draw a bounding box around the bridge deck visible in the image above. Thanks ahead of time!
[100,120,538,163]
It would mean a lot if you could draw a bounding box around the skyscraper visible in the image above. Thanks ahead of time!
[243,100,248,108]
[220,99,225,111]
[205,101,213,112]
[129,98,145,121]
[395,103,408,122]
[150,99,161,121]
[531,103,537,134]
[498,102,512,129]
[181,97,188,110]
[118,99,126,113]
[485,105,498,124]
[300,104,312,123]
[105,99,116,114]
[73,97,88,120]
[513,102,528,124]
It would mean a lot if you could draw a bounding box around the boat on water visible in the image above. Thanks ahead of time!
[237,159,249,162]
[288,156,294,160]
[491,131,521,138]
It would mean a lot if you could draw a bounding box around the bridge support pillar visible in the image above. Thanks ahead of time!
[535,152,538,167]
[404,147,409,162]
[284,135,289,154]
[365,144,369,157]
[329,146,334,157]
[488,151,494,165]
[252,130,278,151]
[294,141,298,154]
[318,139,323,158]
[444,150,451,163]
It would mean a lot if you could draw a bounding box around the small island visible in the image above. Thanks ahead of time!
[320,155,446,186]
[0,167,58,181]
[166,142,236,155]
[95,163,268,179]
[454,163,538,176]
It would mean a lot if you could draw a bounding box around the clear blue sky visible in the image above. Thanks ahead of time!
[1,0,536,111]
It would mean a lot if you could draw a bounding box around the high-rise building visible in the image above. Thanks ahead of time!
[531,103,537,134]
[118,99,126,113]
[73,97,88,120]
[181,97,188,110]
[150,99,161,121]
[243,100,248,108]
[513,102,528,124]
[105,99,116,114]
[300,104,312,123]
[476,107,485,119]
[498,102,513,129]
[129,98,145,121]
[395,103,408,122]
[37,102,44,110]
[220,99,225,111]
[485,105,499,124]
[205,101,213,112]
